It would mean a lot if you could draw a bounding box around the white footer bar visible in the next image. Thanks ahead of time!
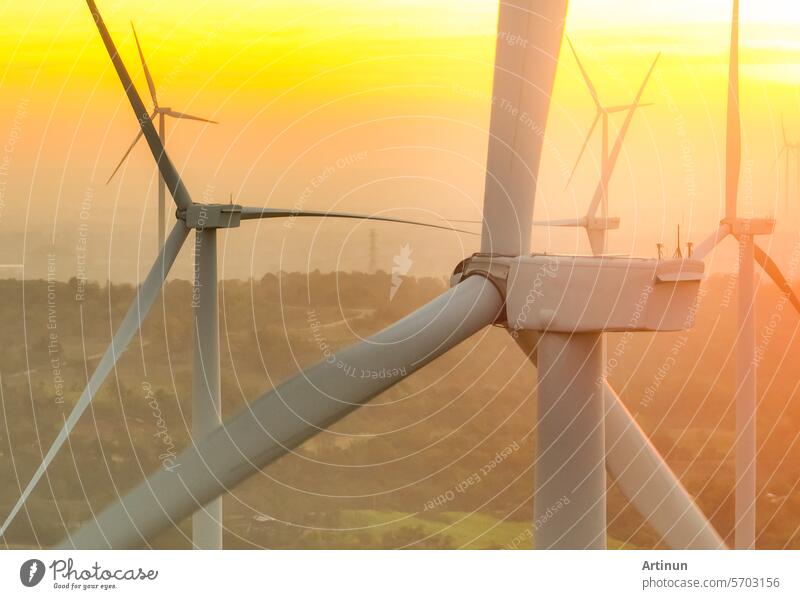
[1,550,798,598]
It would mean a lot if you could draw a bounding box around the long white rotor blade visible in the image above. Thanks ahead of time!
[105,116,153,185]
[724,0,741,220]
[162,109,218,125]
[131,22,158,108]
[532,217,586,227]
[56,276,503,548]
[753,243,800,313]
[445,218,482,224]
[567,37,601,108]
[586,52,660,219]
[605,103,653,113]
[691,223,731,261]
[603,382,726,549]
[480,0,567,254]
[0,222,189,538]
[564,112,601,189]
[239,206,478,235]
[86,0,193,210]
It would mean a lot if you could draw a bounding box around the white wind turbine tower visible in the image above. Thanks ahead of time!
[0,0,475,550]
[106,23,218,251]
[692,0,800,549]
[533,40,659,255]
[7,0,733,551]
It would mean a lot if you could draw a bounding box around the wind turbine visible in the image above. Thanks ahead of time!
[692,0,800,550]
[528,34,707,545]
[533,40,659,255]
[0,0,476,550]
[777,117,798,210]
[8,0,728,551]
[106,23,218,251]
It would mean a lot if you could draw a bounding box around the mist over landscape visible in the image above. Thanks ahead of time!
[1,270,798,549]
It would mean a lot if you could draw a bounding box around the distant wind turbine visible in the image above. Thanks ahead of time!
[693,0,800,550]
[106,23,218,250]
[534,38,660,255]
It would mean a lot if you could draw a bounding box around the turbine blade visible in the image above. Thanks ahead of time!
[587,52,660,218]
[85,0,192,210]
[0,222,189,538]
[56,276,504,548]
[238,207,479,236]
[692,223,731,261]
[724,0,741,220]
[753,243,800,313]
[511,332,725,548]
[567,37,601,107]
[163,109,218,124]
[131,23,157,108]
[105,121,150,185]
[629,53,661,111]
[532,217,586,227]
[603,382,727,548]
[587,228,606,256]
[605,102,653,114]
[480,0,568,254]
[605,104,633,114]
[565,112,601,189]
[445,218,482,224]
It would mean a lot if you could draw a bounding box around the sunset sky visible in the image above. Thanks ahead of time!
[1,0,800,282]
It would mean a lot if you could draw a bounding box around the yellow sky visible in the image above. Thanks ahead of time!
[1,1,800,282]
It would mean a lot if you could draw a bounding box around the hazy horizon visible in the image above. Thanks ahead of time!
[2,1,800,283]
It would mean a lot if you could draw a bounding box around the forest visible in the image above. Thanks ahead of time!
[0,269,799,549]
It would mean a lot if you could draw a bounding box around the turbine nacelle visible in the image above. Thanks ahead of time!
[452,252,705,333]
[181,203,243,229]
[507,255,703,333]
[720,216,775,238]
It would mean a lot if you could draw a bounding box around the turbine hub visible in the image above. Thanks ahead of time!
[450,253,513,324]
